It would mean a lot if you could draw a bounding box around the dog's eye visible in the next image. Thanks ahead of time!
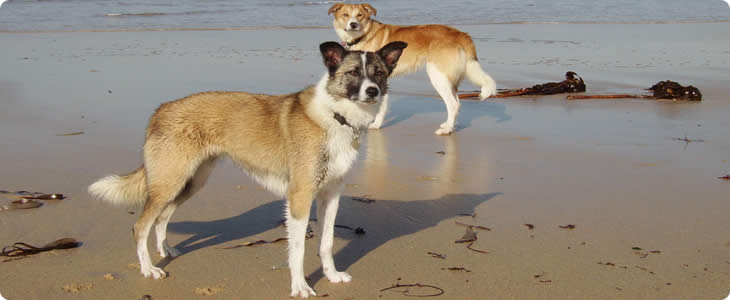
[346,68,359,76]
[357,13,363,17]
[375,70,385,77]
[343,13,349,17]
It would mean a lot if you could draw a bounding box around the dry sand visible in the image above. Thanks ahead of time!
[1,23,730,299]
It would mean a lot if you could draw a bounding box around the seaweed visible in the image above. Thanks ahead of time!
[56,131,85,136]
[1,238,81,258]
[442,267,471,272]
[568,80,702,101]
[380,283,445,297]
[460,72,585,99]
[334,224,366,235]
[352,195,376,203]
[427,252,446,259]
[454,225,488,254]
[455,221,491,231]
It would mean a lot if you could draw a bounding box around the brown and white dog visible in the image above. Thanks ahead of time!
[88,41,406,298]
[329,3,497,135]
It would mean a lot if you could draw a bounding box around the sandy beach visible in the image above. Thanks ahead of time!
[1,23,730,299]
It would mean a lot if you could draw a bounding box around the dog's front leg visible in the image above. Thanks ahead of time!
[369,93,389,129]
[317,183,352,283]
[286,187,316,298]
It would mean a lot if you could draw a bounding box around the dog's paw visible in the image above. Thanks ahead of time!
[368,122,383,130]
[290,280,316,298]
[159,244,181,258]
[434,127,453,136]
[141,265,167,279]
[325,271,352,283]
[480,81,498,100]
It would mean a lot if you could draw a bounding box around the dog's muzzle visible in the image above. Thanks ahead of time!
[365,87,379,98]
[347,19,360,31]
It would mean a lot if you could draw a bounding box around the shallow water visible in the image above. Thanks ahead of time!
[1,0,729,32]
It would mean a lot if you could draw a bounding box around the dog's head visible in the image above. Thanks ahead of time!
[328,3,376,41]
[319,40,406,107]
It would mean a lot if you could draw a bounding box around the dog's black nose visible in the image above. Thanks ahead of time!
[365,87,379,98]
[350,22,359,29]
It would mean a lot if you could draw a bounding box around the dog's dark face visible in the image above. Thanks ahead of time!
[320,41,407,104]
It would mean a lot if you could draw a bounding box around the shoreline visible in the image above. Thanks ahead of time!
[2,19,730,34]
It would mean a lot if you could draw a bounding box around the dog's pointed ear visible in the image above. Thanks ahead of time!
[377,41,407,72]
[320,41,347,73]
[362,3,377,17]
[328,3,344,15]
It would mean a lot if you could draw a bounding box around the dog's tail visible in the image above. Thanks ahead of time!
[88,166,148,207]
[462,36,497,100]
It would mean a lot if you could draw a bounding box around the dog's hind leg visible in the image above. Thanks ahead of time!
[286,181,317,298]
[154,158,217,258]
[426,63,461,135]
[316,182,351,283]
[369,93,389,129]
[465,60,497,100]
[133,148,201,279]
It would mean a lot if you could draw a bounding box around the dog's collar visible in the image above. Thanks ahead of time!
[333,112,352,128]
[333,112,361,148]
[341,36,364,48]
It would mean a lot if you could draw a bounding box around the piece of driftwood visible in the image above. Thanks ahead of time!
[568,80,702,101]
[567,94,653,100]
[460,71,585,99]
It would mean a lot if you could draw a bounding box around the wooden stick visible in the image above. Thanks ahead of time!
[458,92,480,99]
[566,94,654,100]
[459,89,531,100]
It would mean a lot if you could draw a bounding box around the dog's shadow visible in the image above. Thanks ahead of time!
[384,94,512,132]
[166,192,500,284]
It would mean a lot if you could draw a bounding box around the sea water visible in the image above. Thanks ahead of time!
[1,0,729,32]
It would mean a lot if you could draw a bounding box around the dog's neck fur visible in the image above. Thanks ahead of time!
[334,19,383,49]
[306,73,379,133]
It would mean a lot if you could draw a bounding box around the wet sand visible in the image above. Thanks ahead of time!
[1,23,730,299]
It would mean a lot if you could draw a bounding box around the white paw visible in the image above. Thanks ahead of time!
[434,127,453,136]
[481,82,498,100]
[439,122,447,129]
[159,244,181,258]
[290,280,316,298]
[325,271,352,283]
[141,265,167,279]
[368,122,382,130]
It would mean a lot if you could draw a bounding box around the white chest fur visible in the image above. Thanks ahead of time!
[323,126,360,182]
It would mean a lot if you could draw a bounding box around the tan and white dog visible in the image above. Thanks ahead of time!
[88,41,406,298]
[329,3,497,135]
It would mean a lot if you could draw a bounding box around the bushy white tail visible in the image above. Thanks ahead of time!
[88,167,147,207]
[465,60,497,100]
